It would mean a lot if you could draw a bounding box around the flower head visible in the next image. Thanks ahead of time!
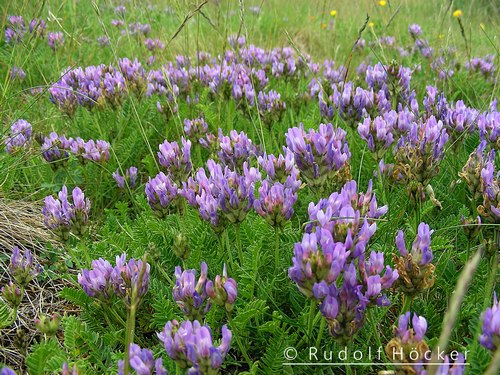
[173,262,211,320]
[479,293,500,351]
[206,264,238,313]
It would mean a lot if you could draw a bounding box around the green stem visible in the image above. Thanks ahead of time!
[401,294,413,314]
[123,301,137,375]
[235,224,244,266]
[315,317,325,348]
[368,309,388,363]
[467,241,498,373]
[223,229,235,273]
[228,314,252,366]
[307,299,317,339]
[415,195,421,233]
[274,228,280,272]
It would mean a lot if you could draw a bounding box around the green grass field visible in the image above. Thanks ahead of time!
[0,1,499,374]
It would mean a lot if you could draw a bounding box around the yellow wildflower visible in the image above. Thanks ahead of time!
[453,9,463,18]
[378,0,387,6]
[321,22,327,29]
[330,10,337,17]
[368,22,374,28]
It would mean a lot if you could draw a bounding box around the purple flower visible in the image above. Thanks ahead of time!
[357,114,395,158]
[97,36,110,47]
[47,32,64,50]
[61,363,79,375]
[42,185,90,238]
[158,320,232,373]
[144,38,165,51]
[477,110,500,150]
[113,166,139,189]
[10,66,26,81]
[111,253,150,303]
[5,15,26,44]
[1,367,17,375]
[119,58,147,94]
[172,262,211,320]
[217,129,257,172]
[478,161,500,223]
[254,180,297,228]
[465,55,496,81]
[206,264,238,313]
[118,344,168,375]
[285,123,351,189]
[145,172,179,217]
[9,246,41,287]
[256,89,286,128]
[478,292,500,351]
[408,24,423,38]
[78,258,115,301]
[184,117,209,143]
[257,151,301,192]
[157,138,192,183]
[4,119,32,154]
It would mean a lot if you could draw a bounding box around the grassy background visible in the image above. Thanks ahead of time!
[0,0,499,374]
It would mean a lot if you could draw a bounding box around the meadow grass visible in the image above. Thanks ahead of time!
[0,0,499,374]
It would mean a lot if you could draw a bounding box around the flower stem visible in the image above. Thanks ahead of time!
[223,229,235,273]
[274,227,280,272]
[401,294,413,313]
[315,317,325,348]
[307,299,317,339]
[227,313,252,366]
[235,224,244,266]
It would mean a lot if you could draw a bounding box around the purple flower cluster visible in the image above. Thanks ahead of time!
[459,141,495,204]
[206,264,238,313]
[256,89,286,128]
[126,22,151,36]
[254,179,297,228]
[184,117,209,143]
[119,58,147,94]
[8,246,41,288]
[10,66,26,81]
[49,65,126,115]
[289,180,395,341]
[145,172,179,217]
[477,109,500,150]
[408,24,423,38]
[158,320,232,374]
[393,115,449,202]
[365,62,412,104]
[42,185,91,239]
[286,123,351,190]
[173,262,211,320]
[4,119,32,154]
[394,223,435,296]
[358,114,395,159]
[144,38,165,51]
[257,151,301,191]
[5,16,26,44]
[41,132,110,166]
[113,166,139,189]
[118,344,167,375]
[479,293,500,352]
[78,253,150,304]
[465,55,496,81]
[47,31,65,50]
[386,312,466,375]
[216,129,257,172]
[478,160,500,223]
[157,138,192,183]
[444,100,478,147]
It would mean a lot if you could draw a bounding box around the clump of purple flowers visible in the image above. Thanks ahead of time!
[158,320,232,374]
[145,172,179,217]
[459,141,495,204]
[8,246,41,288]
[254,179,297,228]
[257,151,301,192]
[172,262,211,320]
[5,16,26,44]
[478,293,500,352]
[217,129,257,172]
[289,180,395,342]
[286,123,351,191]
[184,117,209,143]
[465,55,496,81]
[119,58,147,95]
[256,89,286,128]
[10,66,26,81]
[386,312,466,374]
[393,116,449,204]
[157,138,192,184]
[113,167,139,189]
[42,185,91,239]
[4,119,32,154]
[206,264,238,313]
[478,160,500,223]
[358,114,395,159]
[47,31,64,50]
[78,254,150,305]
[118,344,168,375]
[393,223,435,296]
